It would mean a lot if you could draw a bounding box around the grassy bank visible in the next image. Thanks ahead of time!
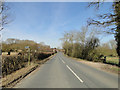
[64,53,120,74]
[106,56,119,65]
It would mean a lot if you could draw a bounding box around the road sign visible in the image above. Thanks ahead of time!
[25,46,29,49]
[25,46,30,65]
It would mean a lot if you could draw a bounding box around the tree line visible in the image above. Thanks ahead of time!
[2,38,55,77]
[2,38,53,52]
[61,1,120,66]
[61,26,117,62]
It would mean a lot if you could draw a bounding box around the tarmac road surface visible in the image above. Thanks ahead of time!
[15,52,118,88]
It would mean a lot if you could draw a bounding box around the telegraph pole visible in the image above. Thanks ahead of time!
[25,46,31,66]
[28,47,30,65]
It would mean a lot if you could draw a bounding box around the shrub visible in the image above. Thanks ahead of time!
[2,52,52,77]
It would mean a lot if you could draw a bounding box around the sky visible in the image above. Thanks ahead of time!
[2,2,115,48]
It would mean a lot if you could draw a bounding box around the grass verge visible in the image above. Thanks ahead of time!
[64,54,120,75]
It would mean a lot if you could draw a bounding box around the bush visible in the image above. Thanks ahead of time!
[2,56,26,77]
[37,53,51,60]
[2,52,52,77]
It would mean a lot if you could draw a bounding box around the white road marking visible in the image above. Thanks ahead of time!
[66,65,84,83]
[62,60,65,64]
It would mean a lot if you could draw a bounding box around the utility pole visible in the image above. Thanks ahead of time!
[28,47,30,66]
[25,46,31,66]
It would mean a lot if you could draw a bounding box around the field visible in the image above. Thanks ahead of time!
[2,52,18,56]
[106,56,119,65]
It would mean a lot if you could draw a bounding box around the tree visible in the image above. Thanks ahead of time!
[60,27,100,61]
[87,1,120,66]
[0,1,11,31]
[5,38,16,44]
[97,40,117,56]
[81,36,99,60]
[60,31,74,56]
[109,39,117,50]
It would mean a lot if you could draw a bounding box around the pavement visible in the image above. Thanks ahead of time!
[14,52,118,88]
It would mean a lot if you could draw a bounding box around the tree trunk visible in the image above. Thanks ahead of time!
[116,34,120,67]
[116,33,120,67]
[114,2,120,67]
[119,56,120,67]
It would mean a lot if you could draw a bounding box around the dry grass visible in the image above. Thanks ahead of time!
[64,54,119,74]
[2,52,18,56]
[79,60,119,74]
[2,63,37,87]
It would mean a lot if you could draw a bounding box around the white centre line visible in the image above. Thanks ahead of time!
[62,60,65,64]
[66,65,84,83]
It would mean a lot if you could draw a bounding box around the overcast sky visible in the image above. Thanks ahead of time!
[2,2,115,48]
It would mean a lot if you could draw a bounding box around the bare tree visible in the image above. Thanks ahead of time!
[87,1,120,66]
[60,31,74,56]
[0,0,11,31]
[60,26,100,60]
[109,39,117,49]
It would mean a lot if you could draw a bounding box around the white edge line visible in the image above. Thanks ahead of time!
[66,65,83,83]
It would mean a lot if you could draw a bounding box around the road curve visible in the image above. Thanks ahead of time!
[14,52,118,88]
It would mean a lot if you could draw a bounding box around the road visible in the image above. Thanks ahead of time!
[15,52,118,88]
